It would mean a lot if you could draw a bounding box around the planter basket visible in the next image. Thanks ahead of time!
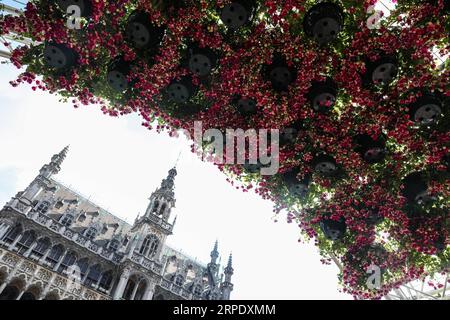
[307,78,338,113]
[354,134,386,164]
[402,172,433,204]
[106,57,131,92]
[320,215,346,241]
[282,168,311,198]
[263,55,297,92]
[303,2,344,46]
[165,76,197,104]
[125,11,165,50]
[312,154,338,177]
[408,92,443,125]
[219,0,257,29]
[187,45,218,77]
[43,42,78,70]
[279,121,302,145]
[363,55,398,87]
[233,96,257,116]
[57,0,92,18]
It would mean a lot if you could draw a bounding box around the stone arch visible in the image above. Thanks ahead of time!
[20,284,42,300]
[133,278,149,301]
[0,277,26,300]
[43,290,60,300]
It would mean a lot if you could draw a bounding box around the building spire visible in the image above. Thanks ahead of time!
[210,240,219,264]
[225,253,233,274]
[39,145,69,178]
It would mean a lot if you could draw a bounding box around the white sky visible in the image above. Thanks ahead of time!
[0,61,351,300]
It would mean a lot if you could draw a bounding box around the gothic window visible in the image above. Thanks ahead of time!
[139,235,159,258]
[2,224,22,244]
[46,244,64,267]
[36,201,50,214]
[109,239,120,252]
[54,201,64,209]
[58,251,77,273]
[16,230,36,254]
[85,264,102,287]
[60,214,74,227]
[152,200,160,214]
[175,274,184,287]
[194,284,203,296]
[85,227,98,241]
[122,237,129,246]
[159,203,167,216]
[99,271,113,291]
[32,237,51,258]
[101,225,108,234]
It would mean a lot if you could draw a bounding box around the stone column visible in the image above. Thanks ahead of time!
[38,246,52,264]
[142,284,155,301]
[16,289,26,300]
[0,224,10,240]
[8,232,22,251]
[53,249,69,271]
[113,267,131,300]
[24,241,38,258]
[129,281,140,301]
[0,281,9,295]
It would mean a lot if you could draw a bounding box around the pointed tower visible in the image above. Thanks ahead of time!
[221,253,234,300]
[20,146,69,204]
[127,167,178,261]
[206,240,220,288]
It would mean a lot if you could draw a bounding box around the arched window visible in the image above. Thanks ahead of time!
[85,227,97,241]
[16,230,36,254]
[36,201,50,214]
[98,271,113,291]
[109,239,120,252]
[139,235,159,258]
[159,203,167,216]
[57,251,77,274]
[2,224,22,245]
[85,264,102,287]
[175,274,184,287]
[151,200,159,214]
[32,238,51,258]
[46,244,64,268]
[60,214,74,227]
[78,213,86,222]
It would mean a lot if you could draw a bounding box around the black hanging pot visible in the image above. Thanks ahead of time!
[165,76,197,104]
[43,42,78,70]
[279,121,302,145]
[219,0,256,29]
[106,57,131,92]
[319,215,346,241]
[57,0,92,17]
[233,96,257,116]
[402,172,434,205]
[263,54,297,92]
[307,78,338,113]
[303,2,344,46]
[363,55,398,87]
[282,168,311,198]
[125,11,165,50]
[187,45,218,77]
[312,154,338,177]
[354,134,386,164]
[408,92,443,125]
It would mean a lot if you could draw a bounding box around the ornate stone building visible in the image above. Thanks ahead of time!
[0,147,234,300]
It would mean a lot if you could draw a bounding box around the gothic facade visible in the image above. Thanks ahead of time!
[0,147,234,300]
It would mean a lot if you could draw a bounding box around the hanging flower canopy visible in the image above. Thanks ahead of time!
[1,0,449,299]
